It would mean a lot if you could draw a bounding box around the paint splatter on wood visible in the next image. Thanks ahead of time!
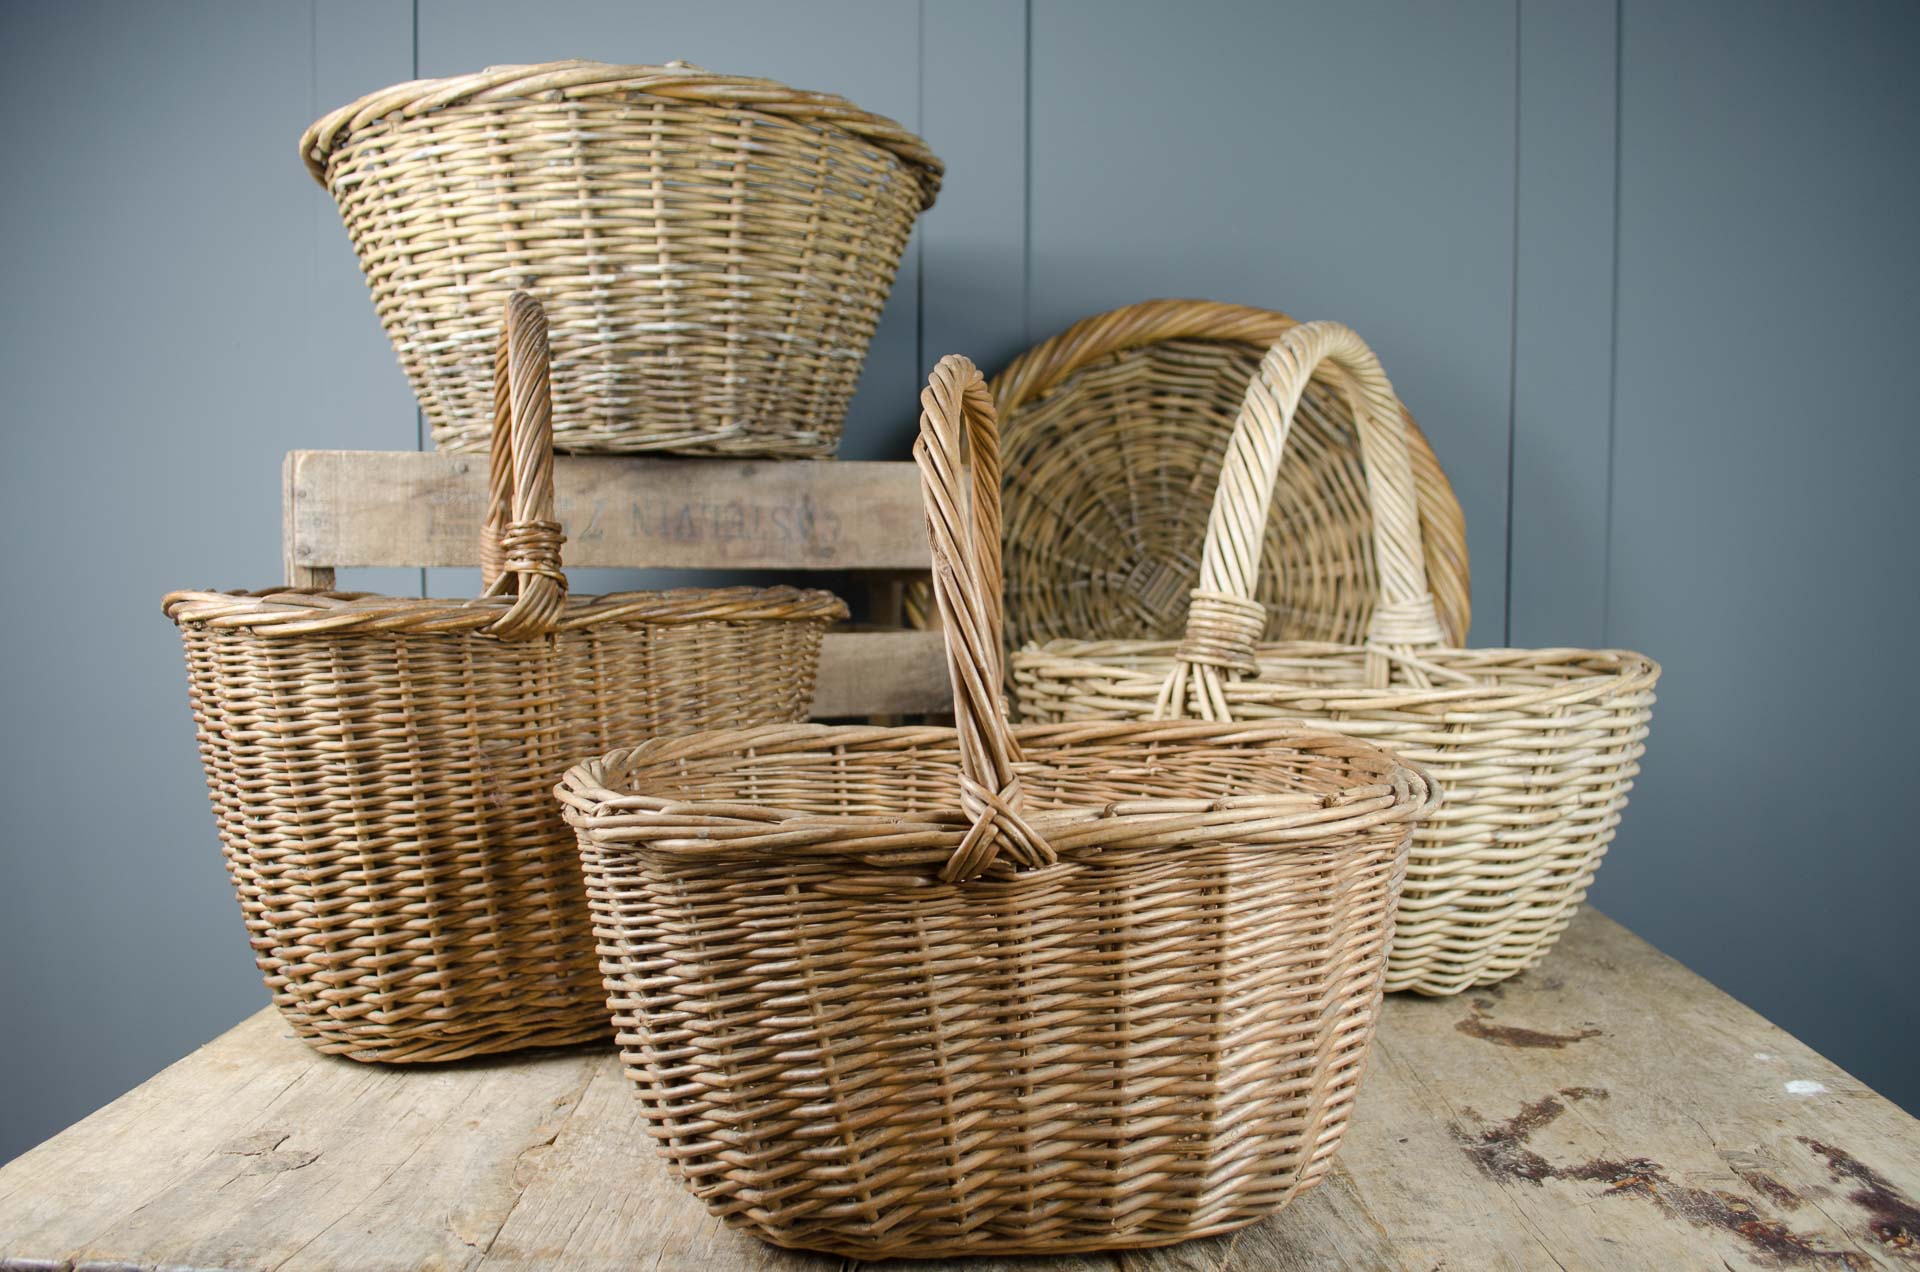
[1453,1089,1867,1266]
[1456,999,1604,1049]
[1805,1140,1920,1256]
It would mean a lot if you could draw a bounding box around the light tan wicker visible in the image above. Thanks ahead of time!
[166,294,846,1063]
[1014,321,1659,996]
[301,59,942,457]
[557,355,1433,1259]
[989,299,1470,649]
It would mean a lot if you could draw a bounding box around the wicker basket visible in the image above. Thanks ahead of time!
[557,355,1433,1258]
[166,295,846,1063]
[1014,321,1659,996]
[971,299,1471,648]
[301,59,942,457]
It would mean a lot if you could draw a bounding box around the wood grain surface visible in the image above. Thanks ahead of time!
[284,451,928,573]
[2,910,1913,1270]
[281,450,950,720]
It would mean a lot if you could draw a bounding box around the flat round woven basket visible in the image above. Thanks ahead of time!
[988,299,1470,649]
[302,59,942,457]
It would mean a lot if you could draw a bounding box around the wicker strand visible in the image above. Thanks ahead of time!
[480,332,512,590]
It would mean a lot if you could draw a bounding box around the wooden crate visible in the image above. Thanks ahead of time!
[282,450,951,719]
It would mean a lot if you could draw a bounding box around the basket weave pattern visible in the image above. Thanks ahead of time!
[991,300,1471,649]
[560,356,1431,1257]
[1014,322,1658,995]
[301,60,942,457]
[167,295,845,1062]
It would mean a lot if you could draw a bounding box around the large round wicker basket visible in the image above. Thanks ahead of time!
[301,60,942,457]
[166,296,846,1062]
[1014,321,1658,996]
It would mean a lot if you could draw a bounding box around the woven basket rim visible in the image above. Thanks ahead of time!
[558,718,1435,866]
[299,57,942,206]
[1021,639,1662,704]
[163,584,847,636]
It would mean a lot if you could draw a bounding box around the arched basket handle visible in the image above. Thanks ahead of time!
[916,356,1055,882]
[1158,322,1446,719]
[478,292,567,640]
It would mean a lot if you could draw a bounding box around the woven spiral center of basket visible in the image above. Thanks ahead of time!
[1175,590,1266,674]
[1121,554,1190,625]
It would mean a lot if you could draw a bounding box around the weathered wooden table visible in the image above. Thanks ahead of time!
[3,911,1913,1270]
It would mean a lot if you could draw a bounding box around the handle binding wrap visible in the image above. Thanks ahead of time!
[480,292,568,640]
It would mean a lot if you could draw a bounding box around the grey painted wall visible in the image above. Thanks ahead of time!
[1,0,1914,1164]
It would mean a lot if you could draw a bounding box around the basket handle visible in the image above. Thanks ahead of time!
[477,292,567,640]
[1157,322,1445,719]
[915,356,1056,882]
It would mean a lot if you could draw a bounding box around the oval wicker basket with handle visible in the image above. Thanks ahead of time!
[1013,321,1659,996]
[301,59,943,457]
[986,299,1471,649]
[166,294,846,1063]
[558,354,1434,1258]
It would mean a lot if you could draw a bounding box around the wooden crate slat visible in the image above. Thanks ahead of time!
[285,451,928,572]
[813,630,950,718]
[283,450,949,718]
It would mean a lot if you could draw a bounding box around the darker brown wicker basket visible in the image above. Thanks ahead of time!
[558,355,1432,1258]
[166,295,845,1063]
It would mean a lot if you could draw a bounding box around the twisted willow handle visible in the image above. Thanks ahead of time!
[915,356,1055,883]
[478,292,567,640]
[1157,321,1446,718]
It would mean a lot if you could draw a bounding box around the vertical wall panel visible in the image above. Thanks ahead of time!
[0,0,343,1161]
[1507,0,1616,646]
[1597,0,1920,1112]
[919,0,1029,379]
[1025,0,1518,640]
[311,0,425,596]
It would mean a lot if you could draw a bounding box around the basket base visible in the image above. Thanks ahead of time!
[737,1214,1290,1260]
[1385,907,1580,996]
[710,1186,1308,1261]
[272,1005,612,1065]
